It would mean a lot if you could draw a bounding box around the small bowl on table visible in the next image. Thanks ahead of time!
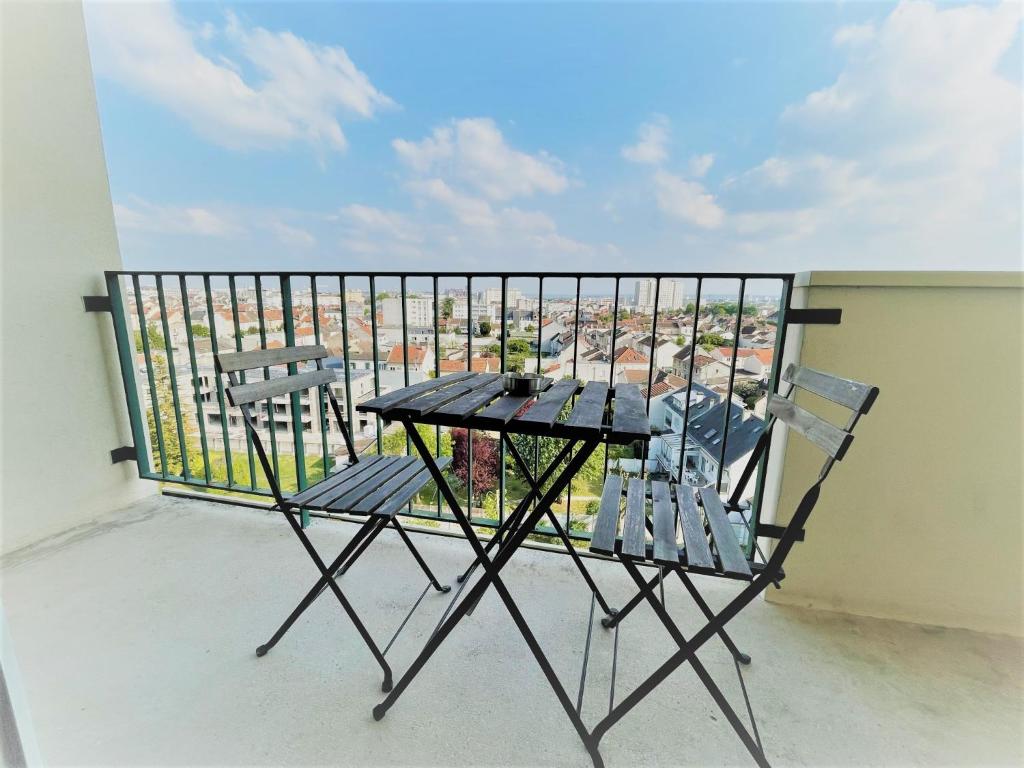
[503,372,546,396]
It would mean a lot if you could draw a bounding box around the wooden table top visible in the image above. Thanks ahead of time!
[357,372,651,445]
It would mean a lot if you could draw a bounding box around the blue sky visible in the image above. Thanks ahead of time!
[84,1,1022,273]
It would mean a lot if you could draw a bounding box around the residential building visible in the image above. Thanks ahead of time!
[380,296,434,328]
[634,278,686,314]
[385,344,434,373]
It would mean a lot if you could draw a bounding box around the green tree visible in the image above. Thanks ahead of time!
[478,318,492,336]
[134,322,165,351]
[191,323,211,337]
[697,332,726,351]
[441,297,455,327]
[733,379,762,409]
[147,353,199,476]
[380,423,451,456]
[505,338,531,373]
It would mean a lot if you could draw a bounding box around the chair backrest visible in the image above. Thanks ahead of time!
[754,363,879,571]
[215,345,357,505]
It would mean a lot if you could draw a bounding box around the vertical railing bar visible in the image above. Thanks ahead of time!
[748,277,794,546]
[155,275,192,480]
[179,275,212,485]
[281,276,307,528]
[229,276,258,489]
[203,275,234,488]
[133,274,167,478]
[640,277,662,481]
[536,277,544,374]
[533,276,544,528]
[338,274,356,462]
[310,276,330,480]
[400,275,411,453]
[433,275,443,519]
[715,278,747,492]
[254,275,281,482]
[566,276,582,529]
[466,275,473,519]
[676,278,704,485]
[369,276,382,454]
[604,277,621,479]
[498,275,508,528]
[106,273,152,477]
[400,275,413,516]
[571,276,582,379]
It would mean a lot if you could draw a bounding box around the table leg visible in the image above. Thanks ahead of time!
[375,424,600,757]
[503,435,614,615]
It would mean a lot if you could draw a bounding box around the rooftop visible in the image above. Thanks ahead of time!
[4,495,1020,766]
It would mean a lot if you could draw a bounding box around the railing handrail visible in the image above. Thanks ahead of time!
[106,269,797,279]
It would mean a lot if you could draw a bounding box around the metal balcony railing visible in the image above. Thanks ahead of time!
[102,270,795,548]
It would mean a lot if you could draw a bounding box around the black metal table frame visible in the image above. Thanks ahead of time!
[373,413,608,759]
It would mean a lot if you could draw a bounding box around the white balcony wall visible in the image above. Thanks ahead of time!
[765,272,1023,636]
[1,1,151,554]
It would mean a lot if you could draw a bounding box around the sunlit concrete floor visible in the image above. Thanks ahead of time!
[3,494,1021,767]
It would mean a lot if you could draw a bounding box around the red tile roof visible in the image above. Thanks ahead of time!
[438,357,501,373]
[717,347,774,365]
[387,345,428,365]
[613,347,649,365]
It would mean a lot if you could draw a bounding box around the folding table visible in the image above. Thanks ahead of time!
[357,372,650,757]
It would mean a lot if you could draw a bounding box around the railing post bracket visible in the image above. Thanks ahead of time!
[110,446,136,464]
[786,308,841,325]
[83,295,112,312]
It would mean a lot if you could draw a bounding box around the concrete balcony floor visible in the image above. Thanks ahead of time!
[3,494,1021,767]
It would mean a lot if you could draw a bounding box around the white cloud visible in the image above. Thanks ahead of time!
[85,2,394,153]
[406,178,499,229]
[621,116,670,165]
[114,199,241,236]
[393,118,568,200]
[654,170,725,229]
[340,205,423,243]
[269,220,316,248]
[833,22,876,47]
[687,153,715,178]
[649,0,1022,269]
[721,0,1022,265]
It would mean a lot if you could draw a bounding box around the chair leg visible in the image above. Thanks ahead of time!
[390,517,451,593]
[257,516,382,657]
[677,570,751,664]
[543,509,614,615]
[621,560,769,768]
[601,572,659,629]
[337,517,389,576]
[284,512,393,692]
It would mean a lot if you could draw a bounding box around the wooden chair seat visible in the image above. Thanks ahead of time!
[285,455,451,517]
[589,476,753,579]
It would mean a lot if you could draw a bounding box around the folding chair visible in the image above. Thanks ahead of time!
[216,344,452,693]
[585,363,879,767]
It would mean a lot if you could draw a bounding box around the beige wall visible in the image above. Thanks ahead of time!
[766,272,1024,637]
[1,1,151,554]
